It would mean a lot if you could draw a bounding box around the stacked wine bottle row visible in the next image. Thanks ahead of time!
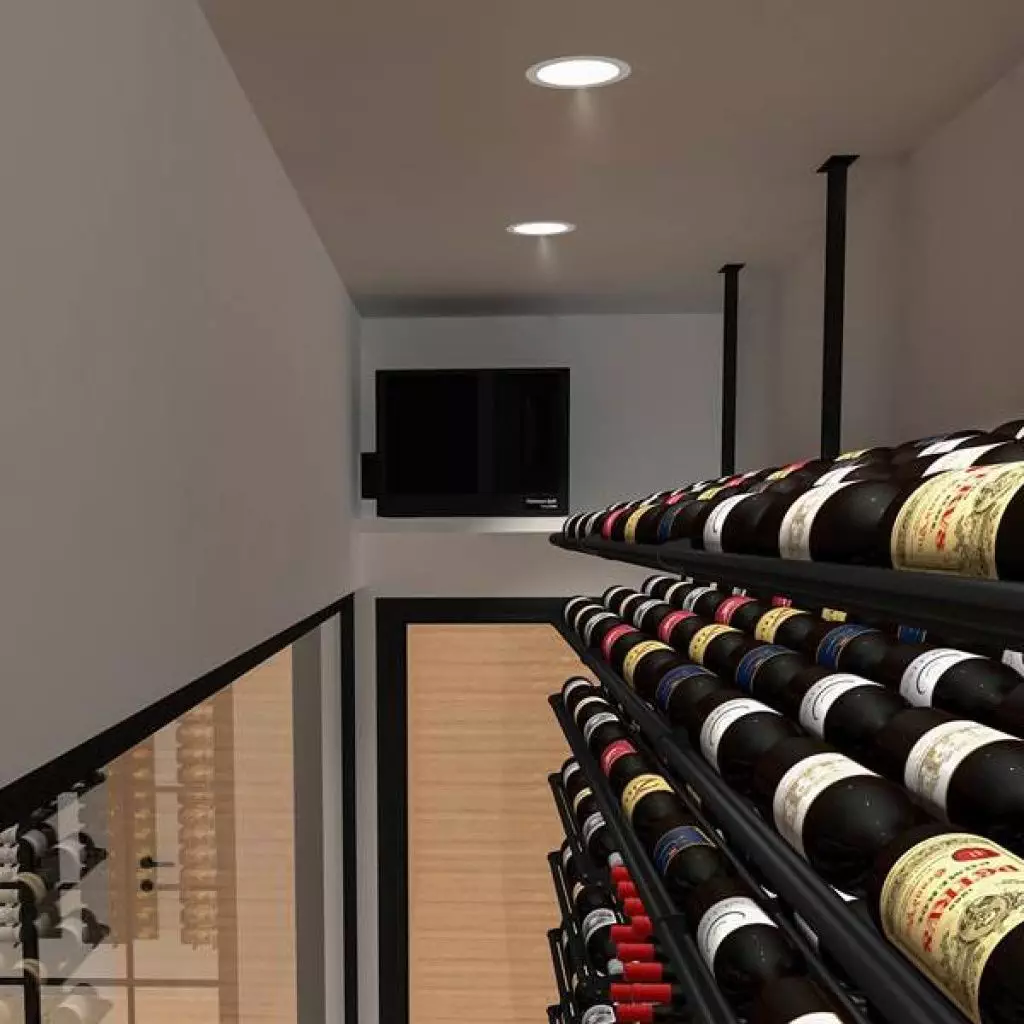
[564,586,1024,1024]
[562,418,1024,581]
[550,678,856,1024]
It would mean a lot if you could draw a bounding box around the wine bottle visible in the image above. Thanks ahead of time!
[894,439,1024,480]
[869,824,1024,1024]
[601,627,686,702]
[750,976,847,1024]
[655,663,734,736]
[685,874,804,1011]
[754,607,829,654]
[890,463,1024,579]
[887,429,986,467]
[735,645,811,705]
[873,708,1024,853]
[812,624,890,679]
[993,419,1024,441]
[753,738,926,895]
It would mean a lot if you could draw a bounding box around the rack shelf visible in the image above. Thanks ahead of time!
[549,533,1024,650]
[554,630,969,1024]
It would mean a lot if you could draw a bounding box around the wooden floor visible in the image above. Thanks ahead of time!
[407,624,585,1024]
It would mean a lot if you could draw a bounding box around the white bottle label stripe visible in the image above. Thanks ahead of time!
[813,465,863,488]
[779,483,853,560]
[920,437,971,456]
[798,674,881,738]
[573,695,609,722]
[696,896,774,970]
[581,812,605,844]
[582,611,616,646]
[924,442,1002,475]
[703,494,752,553]
[699,699,777,772]
[581,907,618,944]
[631,598,663,628]
[583,711,618,743]
[683,586,716,611]
[900,649,981,706]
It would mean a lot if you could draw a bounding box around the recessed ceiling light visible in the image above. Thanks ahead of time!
[506,221,577,237]
[526,56,631,90]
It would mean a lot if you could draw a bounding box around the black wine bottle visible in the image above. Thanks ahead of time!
[993,419,1024,441]
[735,645,811,704]
[894,439,1024,480]
[887,430,985,466]
[750,976,847,1024]
[654,664,733,735]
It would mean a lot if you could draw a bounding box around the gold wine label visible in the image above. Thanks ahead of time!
[621,774,672,822]
[754,606,806,643]
[821,608,847,622]
[688,624,738,665]
[697,486,724,500]
[835,448,868,461]
[880,832,1024,1023]
[624,505,652,543]
[891,464,1024,578]
[622,641,671,686]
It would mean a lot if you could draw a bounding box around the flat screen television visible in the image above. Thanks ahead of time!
[372,368,569,517]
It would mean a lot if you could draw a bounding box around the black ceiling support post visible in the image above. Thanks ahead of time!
[817,154,858,459]
[719,263,744,475]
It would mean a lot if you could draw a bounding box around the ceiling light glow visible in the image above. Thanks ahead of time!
[526,56,630,90]
[506,221,577,237]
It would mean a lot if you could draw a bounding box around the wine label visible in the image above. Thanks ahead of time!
[653,824,714,874]
[564,677,594,702]
[697,486,725,500]
[813,464,863,488]
[696,896,774,969]
[772,595,794,607]
[573,695,609,723]
[657,609,696,644]
[581,1005,617,1024]
[891,463,1024,577]
[600,739,637,776]
[755,607,807,643]
[682,586,717,611]
[582,611,616,646]
[700,698,777,771]
[924,442,1002,476]
[1003,650,1024,677]
[790,1016,843,1024]
[601,507,630,538]
[688,624,738,665]
[779,483,853,560]
[564,596,589,624]
[622,774,673,822]
[630,598,663,629]
[920,436,973,456]
[798,674,881,737]
[900,649,981,706]
[572,787,594,814]
[604,585,632,607]
[815,624,880,668]
[664,579,695,604]
[622,641,672,687]
[623,505,652,543]
[766,459,811,481]
[582,907,618,943]
[642,575,672,596]
[581,812,605,844]
[904,720,1011,816]
[600,624,634,662]
[583,711,619,743]
[880,832,1024,1022]
[655,664,713,711]
[735,644,790,694]
[562,761,581,787]
[836,448,869,461]
[897,624,929,644]
[571,880,586,903]
[821,607,847,622]
[561,844,573,869]
[703,494,752,552]
[773,753,876,857]
[715,594,755,624]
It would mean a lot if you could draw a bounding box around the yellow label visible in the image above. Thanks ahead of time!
[621,773,673,822]
[697,486,724,500]
[688,624,738,665]
[572,787,593,814]
[821,607,848,622]
[891,464,1024,578]
[624,504,652,544]
[622,641,671,687]
[754,606,806,643]
[836,448,868,461]
[880,832,1024,1023]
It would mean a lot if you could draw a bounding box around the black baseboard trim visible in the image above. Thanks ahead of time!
[0,595,349,829]
[376,597,569,1024]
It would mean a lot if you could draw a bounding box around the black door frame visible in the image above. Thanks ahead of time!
[375,597,571,1024]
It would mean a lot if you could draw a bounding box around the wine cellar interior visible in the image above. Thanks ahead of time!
[6,5,1024,1024]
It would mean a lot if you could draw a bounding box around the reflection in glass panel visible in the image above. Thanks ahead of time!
[0,646,298,1023]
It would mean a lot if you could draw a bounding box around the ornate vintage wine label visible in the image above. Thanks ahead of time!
[779,483,853,560]
[900,649,981,706]
[621,774,673,822]
[700,698,777,771]
[891,463,1024,577]
[601,506,630,539]
[688,624,738,665]
[755,606,807,643]
[696,896,774,969]
[903,721,1010,816]
[622,641,672,686]
[880,832,1024,1022]
[697,486,725,500]
[703,494,752,553]
[798,674,881,737]
[924,443,1001,476]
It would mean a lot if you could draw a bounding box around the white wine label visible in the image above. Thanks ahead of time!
[664,579,692,604]
[643,575,672,596]
[562,761,580,786]
[700,698,777,771]
[1002,649,1024,677]
[621,774,673,822]
[703,494,752,553]
[879,832,1024,1022]
[891,463,1024,578]
[573,695,609,723]
[904,720,1010,817]
[622,640,672,686]
[562,845,573,869]
[631,598,662,628]
[790,1015,843,1024]
[564,597,589,625]
[924,443,1002,475]
[696,896,774,969]
[583,711,618,743]
[581,812,605,844]
[813,464,863,488]
[779,483,853,560]
[572,787,594,814]
[900,649,981,706]
[581,907,618,944]
[798,674,881,737]
[581,1005,617,1024]
[755,607,807,643]
[920,436,973,456]
[582,611,616,646]
[571,881,585,903]
[688,624,738,665]
[773,753,876,857]
[563,677,593,702]
[604,585,632,607]
[682,586,717,611]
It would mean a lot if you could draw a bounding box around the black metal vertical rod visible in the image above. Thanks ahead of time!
[718,263,743,475]
[818,155,858,459]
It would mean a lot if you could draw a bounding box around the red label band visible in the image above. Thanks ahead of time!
[600,739,637,777]
[601,624,635,662]
[771,595,793,608]
[714,595,755,625]
[657,610,695,644]
[601,507,629,539]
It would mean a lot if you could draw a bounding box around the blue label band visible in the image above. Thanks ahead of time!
[655,664,714,711]
[653,824,713,875]
[897,625,928,644]
[735,645,790,694]
[816,624,880,669]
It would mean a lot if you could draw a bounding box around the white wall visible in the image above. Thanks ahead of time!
[0,1,357,786]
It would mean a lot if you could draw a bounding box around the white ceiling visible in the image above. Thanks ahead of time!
[200,0,1024,315]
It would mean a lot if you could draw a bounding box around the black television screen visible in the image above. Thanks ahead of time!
[374,368,569,517]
